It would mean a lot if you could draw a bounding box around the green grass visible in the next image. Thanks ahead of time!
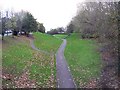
[2,37,33,87]
[2,36,56,88]
[2,37,33,75]
[64,33,101,87]
[2,32,101,88]
[33,32,62,54]
[53,34,68,39]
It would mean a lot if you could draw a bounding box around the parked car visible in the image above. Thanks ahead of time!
[5,30,12,34]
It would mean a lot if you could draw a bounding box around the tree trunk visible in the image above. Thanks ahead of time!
[2,36,4,40]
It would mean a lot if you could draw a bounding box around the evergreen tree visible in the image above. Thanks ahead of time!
[22,12,38,36]
[37,23,45,33]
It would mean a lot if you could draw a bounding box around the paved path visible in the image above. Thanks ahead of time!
[30,39,76,88]
[56,39,76,88]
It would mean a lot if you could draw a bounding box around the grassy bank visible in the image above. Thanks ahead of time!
[64,33,101,87]
[33,32,62,54]
[2,35,56,88]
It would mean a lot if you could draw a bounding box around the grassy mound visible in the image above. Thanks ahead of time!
[33,32,62,54]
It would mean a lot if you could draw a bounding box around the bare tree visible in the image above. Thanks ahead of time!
[70,1,119,88]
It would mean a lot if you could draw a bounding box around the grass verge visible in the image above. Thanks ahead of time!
[64,33,101,87]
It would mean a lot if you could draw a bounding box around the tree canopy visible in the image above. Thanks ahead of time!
[22,12,38,34]
[37,23,45,33]
[67,1,119,88]
[47,27,65,35]
[1,10,44,38]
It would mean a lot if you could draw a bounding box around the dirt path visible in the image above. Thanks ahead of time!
[56,39,76,88]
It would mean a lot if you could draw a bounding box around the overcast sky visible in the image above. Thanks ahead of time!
[0,0,85,31]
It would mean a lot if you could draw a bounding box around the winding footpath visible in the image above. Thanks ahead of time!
[30,38,76,88]
[56,39,76,88]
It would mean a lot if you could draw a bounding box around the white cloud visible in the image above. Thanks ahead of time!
[0,0,85,31]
